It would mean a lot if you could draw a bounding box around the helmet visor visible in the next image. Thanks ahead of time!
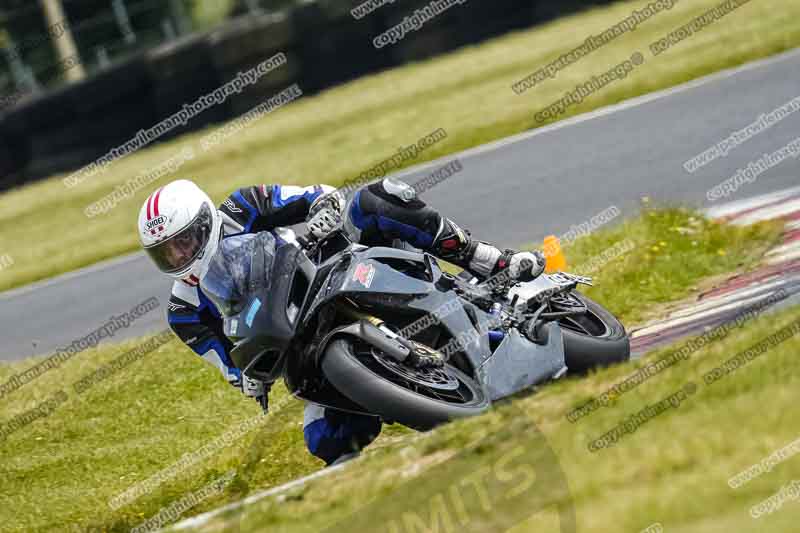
[145,203,213,274]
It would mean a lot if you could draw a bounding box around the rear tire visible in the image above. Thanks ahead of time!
[321,337,490,431]
[558,292,630,373]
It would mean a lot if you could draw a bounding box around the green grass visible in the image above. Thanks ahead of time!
[0,208,783,532]
[0,336,414,532]
[554,205,782,324]
[0,0,798,292]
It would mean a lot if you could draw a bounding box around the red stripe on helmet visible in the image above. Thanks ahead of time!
[153,188,163,217]
[146,192,153,220]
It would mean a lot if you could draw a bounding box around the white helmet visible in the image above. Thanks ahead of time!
[137,180,222,284]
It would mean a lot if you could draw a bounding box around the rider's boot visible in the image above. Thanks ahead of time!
[432,218,546,282]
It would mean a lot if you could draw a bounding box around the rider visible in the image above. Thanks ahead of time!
[138,178,545,465]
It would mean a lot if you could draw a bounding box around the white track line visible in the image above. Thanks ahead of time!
[668,279,788,318]
[631,293,774,338]
[730,198,800,226]
[767,247,800,265]
[767,241,800,257]
[704,185,800,220]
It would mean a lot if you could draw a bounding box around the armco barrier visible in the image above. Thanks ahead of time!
[208,11,300,116]
[0,134,18,187]
[147,34,225,137]
[293,2,388,91]
[208,11,294,74]
[26,55,156,182]
[0,109,30,188]
[0,0,615,190]
[380,0,459,64]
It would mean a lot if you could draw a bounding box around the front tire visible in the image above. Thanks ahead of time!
[556,292,630,373]
[321,337,490,431]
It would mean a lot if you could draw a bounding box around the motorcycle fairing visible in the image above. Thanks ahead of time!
[478,323,566,401]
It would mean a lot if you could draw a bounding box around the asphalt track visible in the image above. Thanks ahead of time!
[2,49,799,361]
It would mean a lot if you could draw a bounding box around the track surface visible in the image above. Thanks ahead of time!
[2,49,799,361]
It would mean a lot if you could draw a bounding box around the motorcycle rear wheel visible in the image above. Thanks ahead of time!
[321,337,490,431]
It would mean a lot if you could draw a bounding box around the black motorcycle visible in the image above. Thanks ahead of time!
[200,228,629,430]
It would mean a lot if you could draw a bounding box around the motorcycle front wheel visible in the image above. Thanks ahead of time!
[321,337,490,431]
[553,291,631,373]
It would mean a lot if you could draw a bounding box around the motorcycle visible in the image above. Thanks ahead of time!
[200,227,630,431]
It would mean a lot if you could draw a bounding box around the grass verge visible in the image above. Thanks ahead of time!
[555,204,782,325]
[0,208,783,531]
[0,0,798,292]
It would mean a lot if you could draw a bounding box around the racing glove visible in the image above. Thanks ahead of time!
[307,190,346,240]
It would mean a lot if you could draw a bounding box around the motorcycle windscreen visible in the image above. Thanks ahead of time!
[200,232,276,317]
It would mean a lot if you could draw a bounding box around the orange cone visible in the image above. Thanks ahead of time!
[543,235,567,273]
